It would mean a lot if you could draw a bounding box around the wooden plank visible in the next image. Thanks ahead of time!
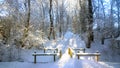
[32,53,58,56]
[46,48,58,50]
[76,53,100,56]
[40,48,58,53]
[73,48,85,50]
[73,48,85,53]
[41,48,58,50]
[76,52,100,61]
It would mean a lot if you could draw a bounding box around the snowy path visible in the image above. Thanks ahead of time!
[0,60,119,68]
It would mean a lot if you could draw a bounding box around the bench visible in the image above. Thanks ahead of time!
[32,48,62,63]
[76,52,100,62]
[72,48,85,53]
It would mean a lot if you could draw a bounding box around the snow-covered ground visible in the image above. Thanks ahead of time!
[0,31,120,68]
[0,55,119,68]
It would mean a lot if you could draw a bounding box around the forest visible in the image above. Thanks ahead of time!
[0,0,120,68]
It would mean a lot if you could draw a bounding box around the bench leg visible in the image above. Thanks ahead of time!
[44,49,46,53]
[95,55,99,62]
[78,55,80,59]
[83,48,85,53]
[78,51,80,59]
[59,50,62,58]
[54,55,55,62]
[96,51,99,62]
[34,55,36,64]
[53,51,56,62]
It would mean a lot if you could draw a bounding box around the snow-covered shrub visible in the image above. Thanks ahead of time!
[21,30,46,49]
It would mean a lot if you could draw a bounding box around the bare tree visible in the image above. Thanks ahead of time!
[21,0,31,47]
[79,0,88,33]
[48,0,55,40]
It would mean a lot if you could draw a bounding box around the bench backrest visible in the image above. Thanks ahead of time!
[72,48,85,53]
[76,53,100,56]
[76,52,100,62]
[41,48,58,53]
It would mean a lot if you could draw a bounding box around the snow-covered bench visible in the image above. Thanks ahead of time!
[75,52,100,62]
[32,48,62,63]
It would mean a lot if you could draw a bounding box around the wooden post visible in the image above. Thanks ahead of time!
[68,48,73,58]
[56,48,58,53]
[53,51,56,62]
[83,48,85,53]
[59,50,62,58]
[34,52,36,64]
[44,48,46,53]
[95,51,99,62]
[78,51,80,59]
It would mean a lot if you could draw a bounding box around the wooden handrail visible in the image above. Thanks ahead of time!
[76,52,100,62]
[41,48,58,53]
[73,48,85,53]
[76,53,100,56]
[32,53,58,56]
[32,49,61,64]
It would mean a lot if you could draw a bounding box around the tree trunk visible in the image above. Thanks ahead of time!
[25,0,30,28]
[116,0,120,36]
[101,34,105,45]
[48,0,55,40]
[79,0,87,33]
[22,0,31,47]
[86,0,94,48]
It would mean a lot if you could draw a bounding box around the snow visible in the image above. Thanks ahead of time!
[116,36,120,40]
[0,31,120,68]
[0,59,116,68]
